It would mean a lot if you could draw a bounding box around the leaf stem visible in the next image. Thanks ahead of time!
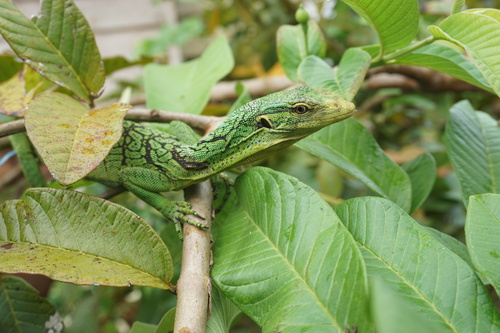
[381,36,435,63]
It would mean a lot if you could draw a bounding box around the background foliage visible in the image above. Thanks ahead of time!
[0,0,499,332]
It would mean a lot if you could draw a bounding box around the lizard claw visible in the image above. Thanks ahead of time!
[169,201,209,239]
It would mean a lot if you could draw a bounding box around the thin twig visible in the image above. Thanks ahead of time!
[174,180,213,333]
[125,109,224,132]
[0,119,25,137]
[97,186,126,200]
[210,75,294,101]
[367,65,489,93]
[0,111,225,138]
[0,137,11,150]
[128,75,295,106]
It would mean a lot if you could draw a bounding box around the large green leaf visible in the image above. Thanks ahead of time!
[425,228,474,271]
[466,194,500,293]
[0,188,173,290]
[296,118,412,212]
[298,48,371,101]
[445,100,500,205]
[429,10,500,96]
[277,20,326,82]
[143,36,234,114]
[341,0,419,59]
[370,279,443,333]
[335,197,500,332]
[25,92,129,185]
[212,167,371,332]
[392,43,493,93]
[206,285,241,333]
[0,275,58,333]
[402,152,436,213]
[0,0,105,102]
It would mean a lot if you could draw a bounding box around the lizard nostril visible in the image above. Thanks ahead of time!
[257,116,273,129]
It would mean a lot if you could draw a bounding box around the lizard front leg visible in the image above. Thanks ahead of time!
[117,167,208,237]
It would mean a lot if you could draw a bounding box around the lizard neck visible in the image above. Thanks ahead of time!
[185,118,303,172]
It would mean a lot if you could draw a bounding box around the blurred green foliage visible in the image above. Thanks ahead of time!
[1,0,499,331]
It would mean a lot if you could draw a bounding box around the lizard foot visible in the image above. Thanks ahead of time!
[169,201,209,239]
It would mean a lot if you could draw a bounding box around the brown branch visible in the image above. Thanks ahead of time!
[210,75,295,101]
[0,111,225,138]
[125,109,224,132]
[367,65,489,93]
[0,137,11,150]
[97,185,126,200]
[174,180,213,333]
[0,119,25,137]
[128,76,295,106]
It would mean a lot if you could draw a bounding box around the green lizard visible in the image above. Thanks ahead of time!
[89,86,355,235]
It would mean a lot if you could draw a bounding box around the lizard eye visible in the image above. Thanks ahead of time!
[257,116,273,129]
[293,103,310,114]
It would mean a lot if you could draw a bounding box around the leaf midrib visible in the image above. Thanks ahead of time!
[240,203,343,330]
[355,237,458,333]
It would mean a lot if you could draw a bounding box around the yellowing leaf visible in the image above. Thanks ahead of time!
[25,92,129,185]
[0,67,53,117]
[0,70,27,116]
[0,188,174,290]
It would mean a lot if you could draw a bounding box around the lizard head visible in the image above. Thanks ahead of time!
[189,86,355,168]
[252,86,355,139]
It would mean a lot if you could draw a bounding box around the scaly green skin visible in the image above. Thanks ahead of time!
[90,86,355,234]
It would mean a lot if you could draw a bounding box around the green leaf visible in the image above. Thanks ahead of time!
[452,0,465,14]
[155,307,176,333]
[206,285,241,333]
[392,43,493,93]
[0,0,105,102]
[25,92,130,185]
[103,56,153,76]
[143,36,234,114]
[298,48,371,101]
[370,279,443,333]
[296,118,412,212]
[228,81,251,115]
[402,152,436,212]
[0,275,58,333]
[130,322,157,333]
[341,0,419,59]
[466,194,500,293]
[212,167,371,333]
[0,55,23,82]
[335,197,500,332]
[425,228,472,268]
[277,20,326,82]
[445,100,500,206]
[136,17,204,57]
[0,188,173,290]
[429,10,500,96]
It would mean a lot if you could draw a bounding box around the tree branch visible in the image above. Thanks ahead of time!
[0,111,225,138]
[174,180,213,333]
[0,119,25,137]
[210,75,294,101]
[125,109,224,132]
[367,65,490,93]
